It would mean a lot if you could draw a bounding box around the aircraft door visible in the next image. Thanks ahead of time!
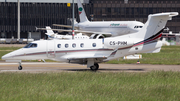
[47,40,56,58]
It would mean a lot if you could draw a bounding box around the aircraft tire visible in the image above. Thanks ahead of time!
[18,65,22,70]
[94,63,99,70]
[90,63,99,71]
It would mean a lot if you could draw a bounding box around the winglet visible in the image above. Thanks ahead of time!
[109,48,118,57]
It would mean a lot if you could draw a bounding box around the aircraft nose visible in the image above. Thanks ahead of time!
[1,54,11,60]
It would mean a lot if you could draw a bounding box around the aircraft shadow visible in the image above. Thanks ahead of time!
[62,68,145,72]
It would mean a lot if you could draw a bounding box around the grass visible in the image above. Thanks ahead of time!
[0,71,179,101]
[0,46,180,64]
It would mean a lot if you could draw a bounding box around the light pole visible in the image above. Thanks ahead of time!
[17,0,20,40]
[72,0,74,39]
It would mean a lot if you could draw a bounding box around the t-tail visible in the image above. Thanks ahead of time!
[45,26,56,39]
[77,0,89,22]
[132,12,178,42]
[129,12,178,53]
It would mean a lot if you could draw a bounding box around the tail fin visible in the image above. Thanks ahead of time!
[133,12,178,40]
[45,26,55,36]
[69,18,78,24]
[77,0,89,22]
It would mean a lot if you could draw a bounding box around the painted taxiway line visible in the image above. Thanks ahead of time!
[0,69,60,72]
[0,62,68,65]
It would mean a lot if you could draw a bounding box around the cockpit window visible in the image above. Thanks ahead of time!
[24,43,37,48]
[30,43,37,48]
[24,43,31,48]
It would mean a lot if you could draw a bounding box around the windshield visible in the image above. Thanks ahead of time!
[24,43,37,48]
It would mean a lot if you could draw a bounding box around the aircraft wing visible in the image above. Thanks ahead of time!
[53,24,79,29]
[36,27,112,37]
[66,55,108,60]
[62,48,118,60]
[61,55,108,63]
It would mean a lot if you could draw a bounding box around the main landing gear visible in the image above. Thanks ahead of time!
[18,62,22,70]
[87,59,99,71]
[90,63,99,71]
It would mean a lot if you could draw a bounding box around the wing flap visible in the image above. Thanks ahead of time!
[64,55,108,60]
[61,48,118,60]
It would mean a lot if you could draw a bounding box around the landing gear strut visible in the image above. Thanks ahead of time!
[90,63,99,71]
[18,62,22,70]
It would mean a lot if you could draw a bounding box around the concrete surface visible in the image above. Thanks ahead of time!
[0,62,179,73]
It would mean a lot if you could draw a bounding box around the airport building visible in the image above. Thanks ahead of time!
[0,0,180,41]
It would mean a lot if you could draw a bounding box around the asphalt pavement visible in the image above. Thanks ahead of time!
[0,62,179,73]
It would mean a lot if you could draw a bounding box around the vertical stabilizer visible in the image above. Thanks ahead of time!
[77,0,89,22]
[45,26,55,36]
[133,12,178,40]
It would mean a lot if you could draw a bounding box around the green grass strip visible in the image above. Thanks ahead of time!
[0,71,179,101]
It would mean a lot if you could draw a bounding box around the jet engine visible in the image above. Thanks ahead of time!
[90,34,105,39]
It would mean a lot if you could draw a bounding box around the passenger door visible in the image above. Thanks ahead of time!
[47,40,56,58]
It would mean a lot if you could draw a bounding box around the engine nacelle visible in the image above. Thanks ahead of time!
[90,34,105,39]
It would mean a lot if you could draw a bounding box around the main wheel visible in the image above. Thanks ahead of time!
[94,63,99,70]
[18,65,22,70]
[90,63,99,71]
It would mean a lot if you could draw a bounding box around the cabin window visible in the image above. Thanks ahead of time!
[24,43,37,48]
[80,43,84,48]
[57,44,61,48]
[92,43,96,47]
[65,44,69,48]
[72,43,76,48]
[134,26,143,28]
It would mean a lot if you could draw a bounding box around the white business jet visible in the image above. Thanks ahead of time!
[2,12,178,71]
[45,0,144,39]
[45,26,89,40]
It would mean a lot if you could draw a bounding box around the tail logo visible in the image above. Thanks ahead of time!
[78,7,83,15]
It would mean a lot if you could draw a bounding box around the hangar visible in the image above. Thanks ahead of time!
[0,0,180,40]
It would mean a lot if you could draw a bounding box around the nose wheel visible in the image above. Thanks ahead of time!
[18,65,22,70]
[90,63,99,71]
[18,62,23,70]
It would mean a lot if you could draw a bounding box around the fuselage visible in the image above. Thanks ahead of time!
[76,21,144,36]
[2,36,162,63]
[48,33,90,40]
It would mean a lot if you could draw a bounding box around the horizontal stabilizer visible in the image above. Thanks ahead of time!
[132,12,178,40]
[145,47,161,53]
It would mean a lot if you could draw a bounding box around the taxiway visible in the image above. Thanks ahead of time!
[0,62,179,73]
